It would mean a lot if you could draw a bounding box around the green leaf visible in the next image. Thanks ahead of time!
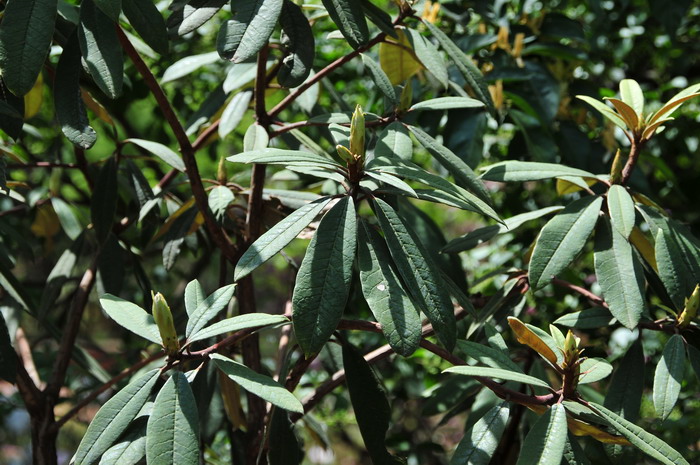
[122,0,168,55]
[562,434,591,465]
[358,221,421,357]
[443,206,563,253]
[424,21,495,117]
[360,0,396,38]
[321,0,368,49]
[456,340,523,373]
[99,423,146,465]
[578,357,613,384]
[480,161,597,182]
[450,401,510,465]
[604,338,644,422]
[208,186,235,223]
[51,197,83,240]
[234,197,332,281]
[0,311,17,384]
[0,0,57,96]
[588,402,689,465]
[652,334,685,420]
[78,0,123,99]
[185,284,236,338]
[268,408,303,465]
[92,0,121,21]
[373,198,456,350]
[39,234,84,318]
[688,344,700,382]
[375,121,412,160]
[73,369,160,465]
[91,157,118,244]
[167,0,227,36]
[594,218,646,329]
[244,123,270,151]
[278,0,315,88]
[228,148,343,169]
[184,279,205,317]
[361,54,398,105]
[553,308,614,329]
[515,404,567,465]
[649,83,700,126]
[292,197,356,355]
[529,196,603,289]
[146,372,200,465]
[211,353,303,413]
[99,294,163,345]
[364,170,417,198]
[575,95,627,130]
[405,28,448,89]
[619,79,644,116]
[342,341,404,465]
[219,90,252,137]
[410,97,484,112]
[444,366,551,389]
[54,34,97,149]
[607,185,635,238]
[125,138,186,172]
[161,51,220,83]
[188,313,288,343]
[408,126,492,206]
[217,0,283,63]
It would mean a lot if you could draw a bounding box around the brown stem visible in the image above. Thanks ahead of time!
[117,27,239,264]
[620,137,645,185]
[551,278,608,308]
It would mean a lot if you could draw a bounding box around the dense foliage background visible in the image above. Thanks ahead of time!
[1,0,700,464]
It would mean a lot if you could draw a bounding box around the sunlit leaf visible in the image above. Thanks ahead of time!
[444,365,551,389]
[450,402,510,465]
[652,335,685,420]
[217,0,283,63]
[99,294,163,345]
[515,404,567,465]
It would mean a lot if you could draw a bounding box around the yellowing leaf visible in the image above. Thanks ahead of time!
[187,211,205,235]
[420,1,440,23]
[218,371,248,430]
[24,73,43,119]
[81,89,114,126]
[151,198,196,242]
[629,227,657,272]
[566,416,630,445]
[507,317,559,367]
[379,29,422,85]
[31,204,61,238]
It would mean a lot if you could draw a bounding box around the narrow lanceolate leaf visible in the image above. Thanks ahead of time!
[481,161,597,182]
[185,284,236,337]
[619,79,644,116]
[553,307,614,329]
[507,317,560,367]
[594,218,646,329]
[652,335,686,420]
[373,198,456,351]
[588,402,689,465]
[342,341,404,465]
[278,1,314,88]
[228,148,343,169]
[604,338,644,422]
[100,294,162,344]
[78,0,124,99]
[125,139,186,172]
[361,54,398,105]
[578,358,613,384]
[321,0,369,49]
[456,340,523,373]
[375,121,412,160]
[211,353,303,413]
[529,196,603,289]
[607,185,635,238]
[649,83,700,126]
[99,423,146,465]
[444,366,551,389]
[188,314,288,343]
[54,34,97,149]
[364,171,417,198]
[0,312,17,384]
[167,0,227,36]
[184,279,205,317]
[408,126,491,205]
[91,157,118,245]
[424,21,495,117]
[450,402,510,465]
[234,197,332,281]
[405,28,448,89]
[161,51,219,83]
[73,369,160,465]
[410,97,484,112]
[0,0,57,96]
[655,228,698,310]
[216,0,283,63]
[122,0,169,55]
[219,90,252,137]
[358,221,421,357]
[575,95,627,130]
[292,197,356,355]
[515,404,567,465]
[146,372,200,465]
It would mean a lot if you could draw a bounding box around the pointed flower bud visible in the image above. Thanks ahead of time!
[610,149,624,184]
[152,292,180,355]
[336,144,354,163]
[678,283,700,328]
[349,104,365,161]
